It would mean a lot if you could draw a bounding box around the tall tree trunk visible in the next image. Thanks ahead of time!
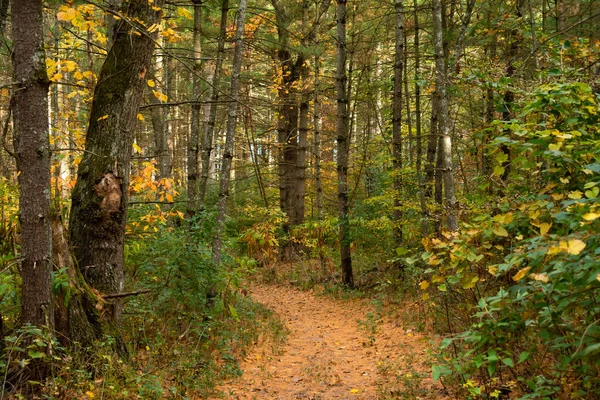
[271,0,304,233]
[199,0,228,209]
[296,1,310,226]
[433,0,458,231]
[69,0,162,326]
[188,0,203,216]
[414,0,428,235]
[212,0,248,265]
[11,0,54,382]
[313,16,323,221]
[392,0,404,246]
[336,0,353,287]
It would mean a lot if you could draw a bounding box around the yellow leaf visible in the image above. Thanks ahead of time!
[488,265,498,275]
[512,267,531,282]
[61,60,77,72]
[132,143,142,153]
[548,143,562,151]
[493,226,509,237]
[539,222,552,236]
[50,72,63,82]
[74,71,83,80]
[57,7,77,21]
[568,191,583,199]
[153,90,168,102]
[147,79,155,87]
[421,292,430,300]
[97,114,108,121]
[596,273,600,282]
[137,113,145,121]
[582,213,599,221]
[419,280,430,290]
[85,391,95,399]
[177,7,193,20]
[83,71,95,80]
[530,273,549,283]
[350,388,360,394]
[165,193,174,202]
[567,239,586,255]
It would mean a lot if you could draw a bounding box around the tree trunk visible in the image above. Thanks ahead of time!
[199,0,228,209]
[414,0,428,236]
[212,0,248,265]
[11,0,54,382]
[433,0,458,231]
[392,0,404,246]
[313,17,323,221]
[336,0,353,287]
[69,0,162,327]
[188,0,203,216]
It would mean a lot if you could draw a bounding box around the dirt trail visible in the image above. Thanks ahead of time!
[212,284,447,399]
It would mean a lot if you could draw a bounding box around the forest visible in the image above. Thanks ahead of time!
[0,0,599,398]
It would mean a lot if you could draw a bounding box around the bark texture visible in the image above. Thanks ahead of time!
[392,0,404,245]
[69,0,162,323]
[12,0,54,331]
[336,0,353,287]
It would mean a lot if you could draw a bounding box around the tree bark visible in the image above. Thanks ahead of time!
[12,0,54,332]
[11,0,54,383]
[69,0,162,326]
[212,0,248,265]
[313,12,323,221]
[199,0,228,209]
[188,0,203,216]
[392,0,404,245]
[414,0,428,236]
[336,0,353,287]
[433,0,458,231]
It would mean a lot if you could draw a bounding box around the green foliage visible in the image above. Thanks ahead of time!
[425,82,600,398]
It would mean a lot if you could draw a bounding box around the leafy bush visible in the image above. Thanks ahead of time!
[424,83,600,398]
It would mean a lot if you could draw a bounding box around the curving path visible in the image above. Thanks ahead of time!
[211,284,447,399]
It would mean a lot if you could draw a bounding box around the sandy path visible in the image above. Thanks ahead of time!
[212,284,445,399]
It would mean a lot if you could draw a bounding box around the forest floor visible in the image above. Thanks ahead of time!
[209,282,450,399]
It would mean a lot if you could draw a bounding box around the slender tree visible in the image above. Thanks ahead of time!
[432,0,458,231]
[188,0,203,216]
[199,0,229,209]
[212,0,248,264]
[392,0,404,245]
[336,0,353,287]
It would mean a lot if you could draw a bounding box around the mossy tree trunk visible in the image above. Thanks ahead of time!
[69,0,162,328]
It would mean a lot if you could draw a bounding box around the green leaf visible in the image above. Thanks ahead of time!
[228,304,239,321]
[502,357,514,367]
[518,351,530,363]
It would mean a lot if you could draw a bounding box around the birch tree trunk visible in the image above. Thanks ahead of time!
[69,0,162,325]
[212,0,248,265]
[432,0,458,231]
[336,0,353,287]
[199,0,228,209]
[188,0,203,216]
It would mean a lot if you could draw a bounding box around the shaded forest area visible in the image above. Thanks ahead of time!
[0,0,599,398]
